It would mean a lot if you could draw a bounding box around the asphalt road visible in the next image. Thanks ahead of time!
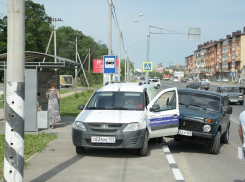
[157,80,245,182]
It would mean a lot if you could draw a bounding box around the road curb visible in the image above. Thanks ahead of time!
[162,139,185,182]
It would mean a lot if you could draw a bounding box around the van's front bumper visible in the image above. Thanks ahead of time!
[72,123,146,149]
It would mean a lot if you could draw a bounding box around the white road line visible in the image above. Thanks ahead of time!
[162,143,185,181]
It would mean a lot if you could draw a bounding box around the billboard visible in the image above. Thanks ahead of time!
[93,59,103,73]
[93,59,119,73]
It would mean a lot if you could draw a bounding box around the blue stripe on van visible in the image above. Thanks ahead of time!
[149,116,179,126]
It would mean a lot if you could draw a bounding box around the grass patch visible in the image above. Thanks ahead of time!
[91,83,103,89]
[0,95,3,109]
[60,90,94,117]
[0,133,58,180]
[60,90,74,94]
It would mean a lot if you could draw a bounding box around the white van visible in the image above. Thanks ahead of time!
[72,82,179,156]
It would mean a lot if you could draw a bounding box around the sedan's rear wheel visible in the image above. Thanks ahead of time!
[240,102,244,105]
[157,84,160,89]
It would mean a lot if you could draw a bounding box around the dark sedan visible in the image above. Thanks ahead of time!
[186,81,210,90]
[216,86,244,105]
[181,78,188,83]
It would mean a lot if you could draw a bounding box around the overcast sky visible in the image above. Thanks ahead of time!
[1,0,245,69]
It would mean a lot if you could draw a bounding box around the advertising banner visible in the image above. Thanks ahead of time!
[93,59,103,73]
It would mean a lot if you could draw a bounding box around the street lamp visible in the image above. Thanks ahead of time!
[125,40,138,81]
[118,14,143,82]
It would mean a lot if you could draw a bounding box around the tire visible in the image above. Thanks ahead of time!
[174,135,181,141]
[138,131,149,156]
[76,146,85,154]
[240,102,244,105]
[157,84,160,89]
[186,86,188,89]
[208,131,220,154]
[205,88,209,91]
[221,126,229,144]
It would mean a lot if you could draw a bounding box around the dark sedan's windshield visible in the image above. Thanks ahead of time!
[86,92,144,110]
[220,87,239,93]
[178,91,221,112]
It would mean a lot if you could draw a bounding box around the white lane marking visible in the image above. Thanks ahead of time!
[162,143,185,181]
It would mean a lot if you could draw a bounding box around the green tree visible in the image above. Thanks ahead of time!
[25,0,52,52]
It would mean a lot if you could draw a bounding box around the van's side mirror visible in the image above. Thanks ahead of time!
[150,104,160,112]
[227,106,232,114]
[78,104,84,110]
[166,98,169,105]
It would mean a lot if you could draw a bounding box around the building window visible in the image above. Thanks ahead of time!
[232,37,236,43]
[217,43,220,48]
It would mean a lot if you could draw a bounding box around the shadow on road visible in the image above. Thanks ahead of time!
[30,155,84,182]
[166,138,225,155]
[74,139,164,159]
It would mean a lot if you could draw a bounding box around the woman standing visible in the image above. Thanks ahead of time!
[46,81,60,129]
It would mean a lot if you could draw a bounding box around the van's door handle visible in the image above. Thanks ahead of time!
[173,114,178,117]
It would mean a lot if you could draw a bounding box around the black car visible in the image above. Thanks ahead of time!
[186,81,210,90]
[181,78,188,83]
[174,89,232,154]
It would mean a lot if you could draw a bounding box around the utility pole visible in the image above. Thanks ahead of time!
[145,25,150,82]
[52,18,62,71]
[118,30,121,82]
[40,30,54,71]
[104,0,113,85]
[4,0,25,181]
[75,35,77,86]
[88,48,90,72]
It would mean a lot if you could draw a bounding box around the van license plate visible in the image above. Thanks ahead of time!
[178,130,192,136]
[91,136,116,143]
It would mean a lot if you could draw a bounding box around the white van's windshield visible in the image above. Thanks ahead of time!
[86,92,145,110]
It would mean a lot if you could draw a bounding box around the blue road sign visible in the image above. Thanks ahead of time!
[230,72,235,76]
[103,55,116,74]
[142,62,153,72]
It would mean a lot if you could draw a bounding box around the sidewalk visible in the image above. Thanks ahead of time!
[23,117,177,182]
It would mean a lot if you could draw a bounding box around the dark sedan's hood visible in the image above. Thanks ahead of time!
[179,107,221,121]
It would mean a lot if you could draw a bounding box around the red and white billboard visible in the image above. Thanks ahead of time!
[93,59,119,73]
[93,59,103,73]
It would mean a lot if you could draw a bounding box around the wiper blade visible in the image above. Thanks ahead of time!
[179,102,189,107]
[189,104,207,110]
[87,107,106,110]
[113,107,130,110]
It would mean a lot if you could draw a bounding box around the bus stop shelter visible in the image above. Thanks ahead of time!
[0,51,79,132]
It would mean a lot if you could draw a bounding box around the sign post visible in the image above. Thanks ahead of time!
[103,55,116,84]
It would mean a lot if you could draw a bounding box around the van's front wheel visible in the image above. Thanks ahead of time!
[138,131,148,156]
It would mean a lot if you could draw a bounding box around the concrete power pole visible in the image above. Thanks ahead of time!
[103,0,113,85]
[75,36,78,86]
[145,25,150,82]
[118,30,121,82]
[88,48,90,72]
[4,0,25,181]
[52,18,62,71]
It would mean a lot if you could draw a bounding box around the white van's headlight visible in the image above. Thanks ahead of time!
[123,123,141,132]
[73,121,86,131]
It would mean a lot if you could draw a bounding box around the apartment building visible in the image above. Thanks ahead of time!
[185,55,195,74]
[185,27,245,80]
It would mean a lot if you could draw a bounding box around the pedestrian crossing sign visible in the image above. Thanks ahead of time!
[143,62,153,72]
